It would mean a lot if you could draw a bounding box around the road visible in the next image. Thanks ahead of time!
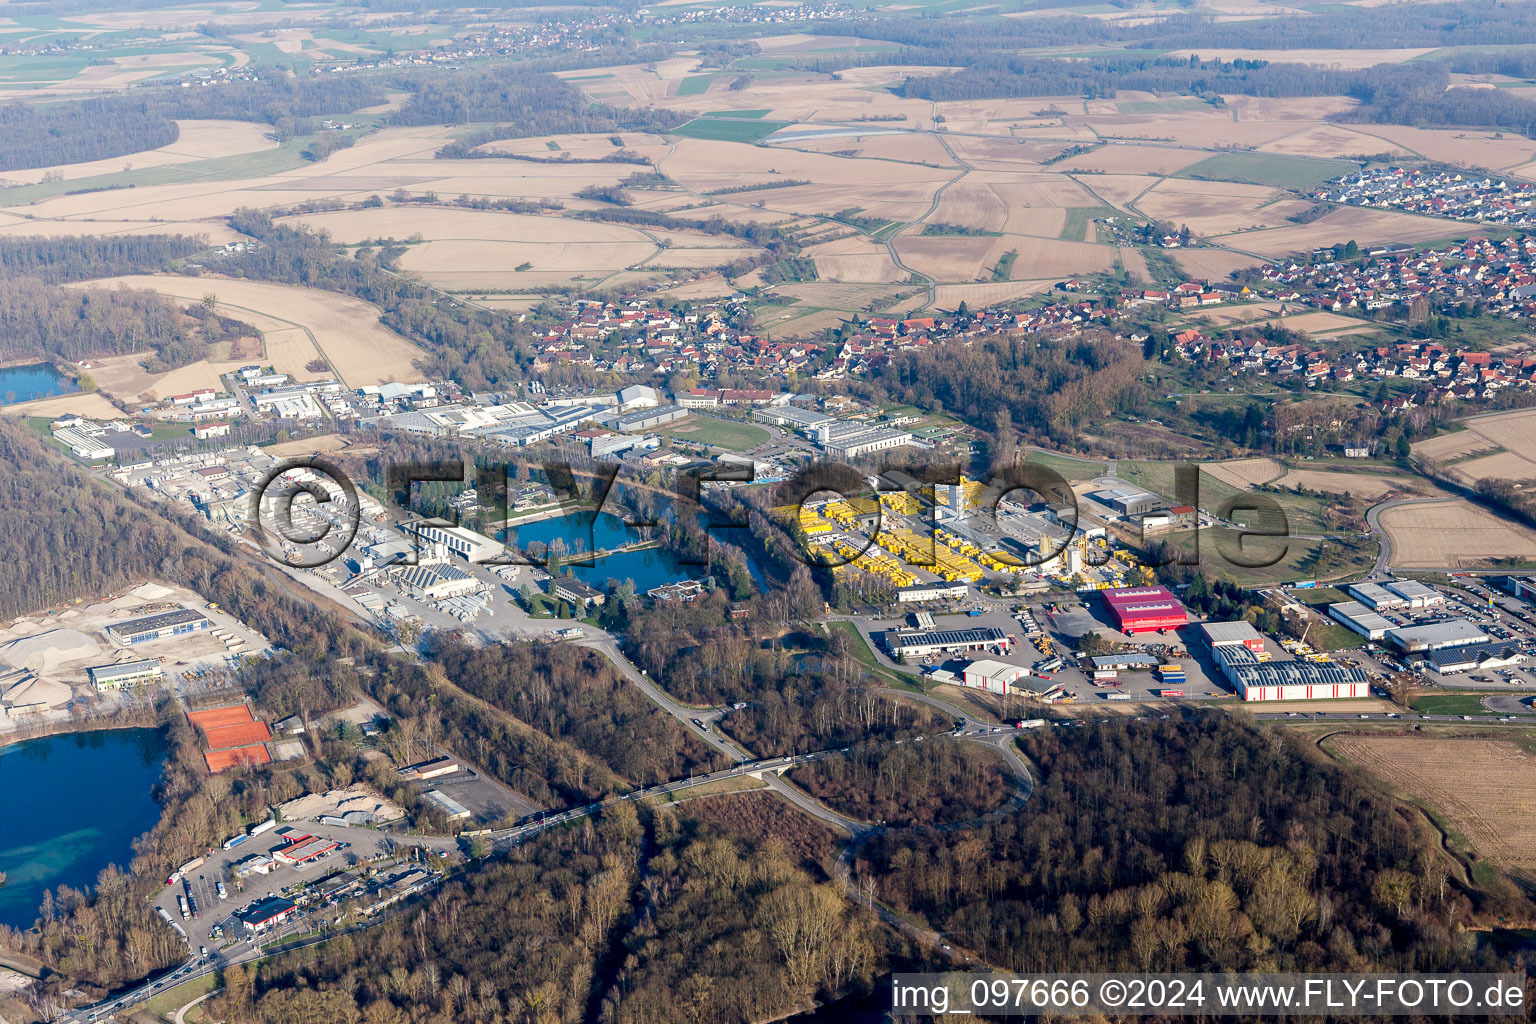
[1252,710,1536,724]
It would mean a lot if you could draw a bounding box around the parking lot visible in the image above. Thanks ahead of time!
[152,821,459,961]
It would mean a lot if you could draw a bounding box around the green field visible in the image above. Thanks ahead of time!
[1115,97,1211,114]
[677,75,716,96]
[1024,448,1108,482]
[671,118,791,143]
[1176,152,1360,191]
[654,415,770,451]
[1151,527,1377,591]
[991,250,1018,281]
[703,108,772,119]
[1061,205,1118,242]
[1411,693,1497,716]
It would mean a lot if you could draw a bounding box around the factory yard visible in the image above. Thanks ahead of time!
[152,820,460,965]
[1327,736,1536,880]
[0,581,272,731]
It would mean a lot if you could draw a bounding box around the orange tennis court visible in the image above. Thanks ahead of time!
[204,745,271,773]
[187,704,257,730]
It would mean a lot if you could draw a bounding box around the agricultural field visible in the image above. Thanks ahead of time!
[0,392,125,421]
[1417,408,1536,485]
[670,117,791,143]
[1199,457,1286,490]
[1328,735,1536,880]
[73,275,427,389]
[1272,468,1418,500]
[1378,498,1536,568]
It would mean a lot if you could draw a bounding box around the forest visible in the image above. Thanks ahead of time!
[425,636,722,786]
[0,234,206,284]
[0,276,250,372]
[858,330,1149,449]
[206,802,879,1024]
[857,714,1529,975]
[622,590,949,757]
[786,738,1012,826]
[415,68,682,150]
[0,421,366,659]
[0,76,386,173]
[0,98,176,173]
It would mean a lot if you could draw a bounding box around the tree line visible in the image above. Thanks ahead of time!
[899,55,1536,132]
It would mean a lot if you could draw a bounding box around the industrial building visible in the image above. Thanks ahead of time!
[886,626,1007,660]
[273,836,342,866]
[1425,642,1524,676]
[1382,579,1445,608]
[424,790,471,821]
[408,520,505,563]
[1212,644,1370,702]
[615,404,688,431]
[1089,489,1161,516]
[550,578,605,608]
[819,424,913,460]
[87,659,163,690]
[398,756,460,781]
[231,854,274,878]
[1101,586,1188,634]
[1506,575,1536,603]
[896,581,970,603]
[239,895,298,932]
[1386,620,1488,653]
[1198,621,1266,653]
[52,427,114,461]
[1090,653,1160,672]
[106,608,212,645]
[394,564,480,601]
[962,659,1029,694]
[1328,601,1393,641]
[752,406,834,432]
[1347,582,1407,611]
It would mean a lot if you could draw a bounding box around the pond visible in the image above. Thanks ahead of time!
[0,728,167,928]
[502,510,764,594]
[0,363,75,407]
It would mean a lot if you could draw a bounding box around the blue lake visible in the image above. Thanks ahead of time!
[0,363,75,407]
[0,729,167,928]
[503,511,762,593]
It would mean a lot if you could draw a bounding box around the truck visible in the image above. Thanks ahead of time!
[216,881,228,901]
[554,627,584,641]
[1014,719,1046,730]
[176,895,189,920]
[967,608,984,617]
[1105,693,1132,701]
[222,834,249,851]
[1038,657,1064,673]
[248,818,277,837]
